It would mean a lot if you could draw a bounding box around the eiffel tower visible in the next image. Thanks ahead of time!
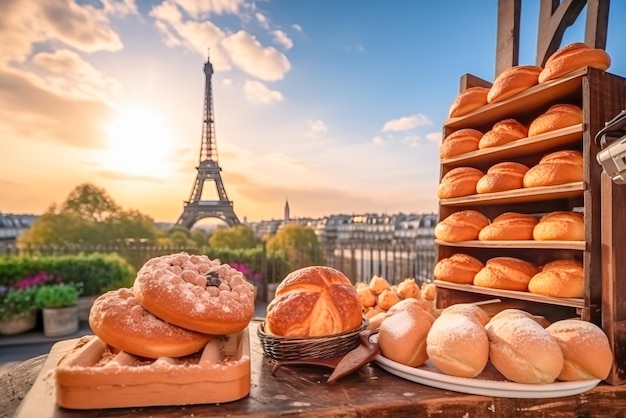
[176,54,240,229]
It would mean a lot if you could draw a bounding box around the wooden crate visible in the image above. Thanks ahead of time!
[434,67,626,385]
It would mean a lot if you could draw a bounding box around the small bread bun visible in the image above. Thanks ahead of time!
[533,211,584,241]
[433,253,484,284]
[438,303,490,326]
[479,119,528,149]
[377,288,401,310]
[366,311,386,330]
[378,299,435,367]
[539,42,611,83]
[357,284,377,308]
[435,210,490,242]
[546,319,613,381]
[397,278,420,299]
[369,275,391,295]
[440,129,483,159]
[486,309,564,383]
[476,162,529,194]
[528,104,583,137]
[488,65,542,103]
[364,305,385,320]
[437,167,484,199]
[528,259,584,298]
[448,86,489,118]
[523,150,583,188]
[478,212,538,241]
[420,282,436,301]
[473,257,540,291]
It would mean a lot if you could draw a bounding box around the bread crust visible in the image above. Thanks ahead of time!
[476,162,529,194]
[533,211,584,241]
[473,257,540,291]
[539,42,611,83]
[435,210,490,242]
[437,167,484,199]
[479,119,528,149]
[488,65,542,103]
[440,128,482,159]
[523,150,583,188]
[528,259,584,298]
[433,253,484,284]
[478,212,538,241]
[448,86,489,118]
[528,104,583,137]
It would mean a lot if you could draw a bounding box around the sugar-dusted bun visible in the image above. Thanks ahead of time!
[523,150,583,188]
[479,119,528,149]
[378,298,435,367]
[440,128,483,159]
[533,211,584,241]
[488,65,543,103]
[528,259,584,298]
[486,309,564,383]
[478,212,538,241]
[437,167,484,199]
[369,275,391,295]
[448,86,489,118]
[397,278,420,299]
[473,257,540,291]
[528,104,583,137]
[476,161,529,194]
[539,42,611,83]
[265,266,363,337]
[546,319,613,381]
[438,303,490,326]
[435,210,490,242]
[434,253,484,284]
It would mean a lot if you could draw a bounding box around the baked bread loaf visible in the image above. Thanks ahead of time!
[546,319,613,381]
[356,283,377,308]
[265,266,363,337]
[440,128,482,159]
[523,150,583,188]
[486,309,564,384]
[528,104,583,137]
[436,303,490,326]
[528,259,584,298]
[369,275,391,295]
[437,167,484,199]
[539,42,611,83]
[479,119,528,149]
[473,257,540,291]
[487,65,542,103]
[448,86,489,118]
[533,211,584,241]
[478,212,538,241]
[435,210,490,242]
[476,161,529,194]
[397,278,420,299]
[433,253,484,284]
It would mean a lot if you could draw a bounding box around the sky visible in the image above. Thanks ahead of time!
[1,0,626,225]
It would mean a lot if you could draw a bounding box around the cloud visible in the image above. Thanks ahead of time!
[291,24,303,33]
[308,120,328,135]
[243,80,284,104]
[256,12,269,29]
[425,131,442,143]
[272,30,293,50]
[382,114,432,132]
[401,134,421,147]
[222,31,291,80]
[169,0,247,18]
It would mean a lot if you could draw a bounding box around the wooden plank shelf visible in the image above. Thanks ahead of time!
[434,239,587,251]
[439,182,584,206]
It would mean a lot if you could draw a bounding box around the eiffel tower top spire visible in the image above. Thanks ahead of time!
[200,52,218,163]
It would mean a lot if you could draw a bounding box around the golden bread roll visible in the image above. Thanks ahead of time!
[439,128,482,159]
[420,282,436,301]
[378,299,435,367]
[437,303,490,326]
[478,212,538,241]
[539,42,611,83]
[486,309,564,383]
[377,288,401,311]
[523,150,583,188]
[435,210,490,242]
[357,285,377,308]
[479,119,528,149]
[265,266,363,337]
[546,319,613,381]
[397,278,420,299]
[366,311,386,330]
[487,65,542,103]
[369,275,390,295]
[437,167,484,199]
[528,259,584,298]
[528,104,583,136]
[364,305,384,319]
[448,86,489,118]
[473,257,540,291]
[533,211,584,241]
[433,253,484,284]
[476,161,529,194]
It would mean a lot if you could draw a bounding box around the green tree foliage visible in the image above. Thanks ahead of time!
[209,225,259,249]
[266,224,323,270]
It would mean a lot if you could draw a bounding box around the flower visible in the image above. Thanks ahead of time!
[12,271,57,289]
[231,262,262,284]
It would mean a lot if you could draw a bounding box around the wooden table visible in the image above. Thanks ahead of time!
[5,319,626,418]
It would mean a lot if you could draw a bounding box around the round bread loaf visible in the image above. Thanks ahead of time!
[479,119,528,149]
[448,86,489,118]
[397,278,420,299]
[486,309,564,384]
[533,211,584,241]
[476,162,529,194]
[435,210,490,242]
[523,150,583,188]
[539,42,611,83]
[473,257,540,291]
[434,253,484,284]
[478,212,538,241]
[440,128,483,159]
[528,259,584,298]
[487,65,542,103]
[437,303,490,326]
[265,266,363,337]
[528,104,583,137]
[546,319,613,381]
[437,167,484,199]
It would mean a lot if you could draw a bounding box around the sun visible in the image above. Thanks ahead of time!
[103,105,175,176]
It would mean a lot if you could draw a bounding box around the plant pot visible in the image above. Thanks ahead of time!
[42,306,79,337]
[76,296,97,322]
[0,310,37,335]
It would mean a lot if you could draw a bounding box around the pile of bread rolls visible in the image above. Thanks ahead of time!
[377,302,613,384]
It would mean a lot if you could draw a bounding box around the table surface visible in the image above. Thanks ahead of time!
[5,318,626,418]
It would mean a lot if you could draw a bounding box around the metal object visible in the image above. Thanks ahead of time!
[595,110,626,185]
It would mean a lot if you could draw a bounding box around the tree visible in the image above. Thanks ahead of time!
[266,224,323,269]
[209,225,258,249]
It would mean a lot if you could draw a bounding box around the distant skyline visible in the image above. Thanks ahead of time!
[1,1,625,226]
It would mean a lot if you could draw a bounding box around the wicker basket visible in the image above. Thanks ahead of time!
[257,319,368,361]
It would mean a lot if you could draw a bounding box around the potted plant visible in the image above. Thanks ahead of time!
[35,283,81,337]
[0,287,38,335]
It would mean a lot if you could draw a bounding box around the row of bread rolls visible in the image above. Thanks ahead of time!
[435,209,584,242]
[448,42,611,118]
[440,104,583,159]
[438,149,583,198]
[377,301,613,383]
